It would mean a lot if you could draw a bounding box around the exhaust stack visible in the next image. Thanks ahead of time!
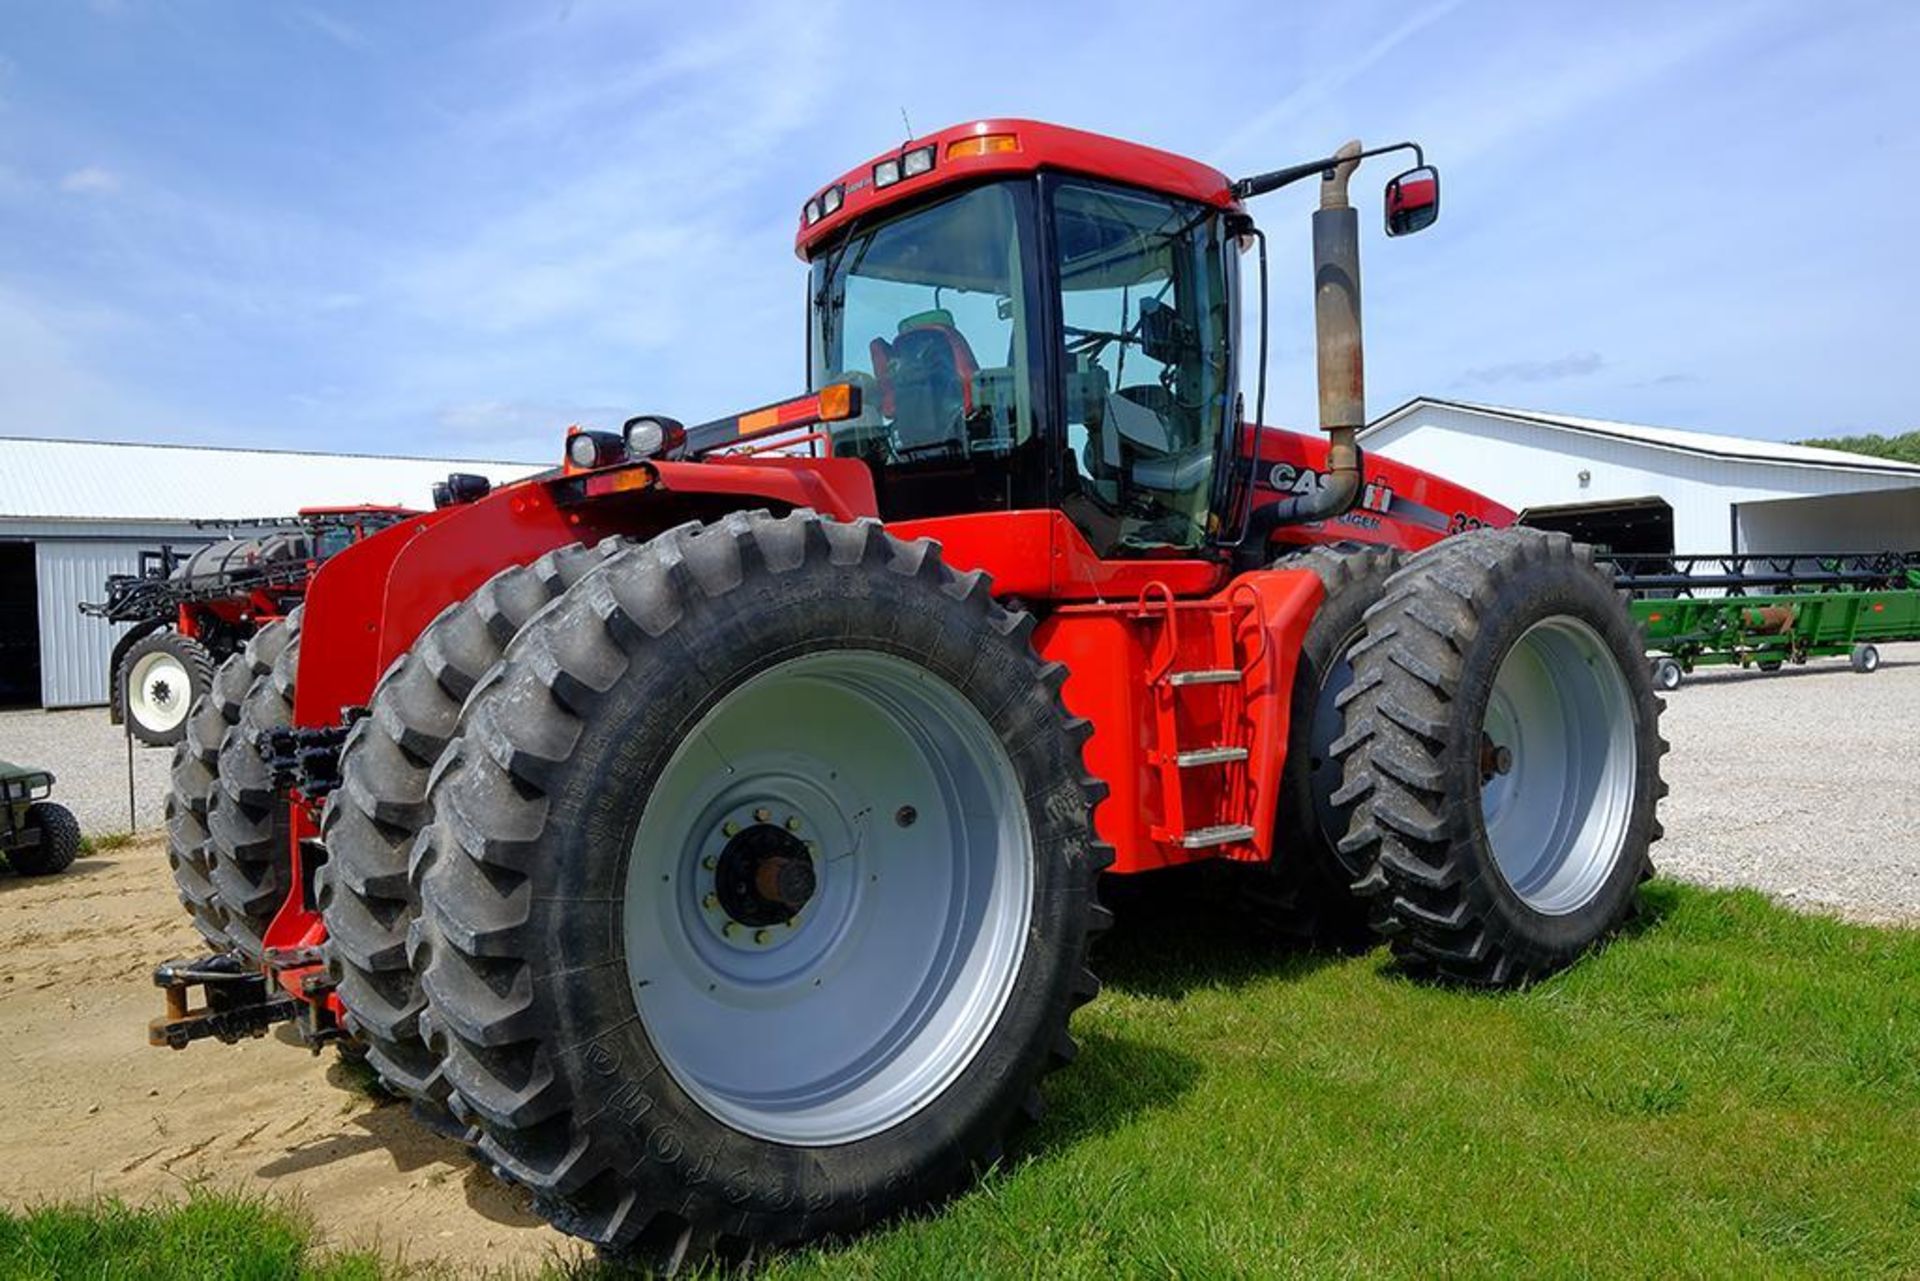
[1266,140,1367,527]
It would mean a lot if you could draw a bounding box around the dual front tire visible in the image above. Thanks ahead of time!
[327,511,1107,1265]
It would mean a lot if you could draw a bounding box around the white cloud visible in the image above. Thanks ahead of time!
[59,166,121,196]
[290,7,371,51]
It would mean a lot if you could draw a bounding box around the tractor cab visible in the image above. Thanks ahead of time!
[805,157,1233,557]
[797,119,1436,560]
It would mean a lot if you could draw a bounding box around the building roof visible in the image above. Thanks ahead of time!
[1368,398,1920,477]
[0,436,546,523]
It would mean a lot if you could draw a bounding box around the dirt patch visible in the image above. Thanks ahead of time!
[0,837,585,1274]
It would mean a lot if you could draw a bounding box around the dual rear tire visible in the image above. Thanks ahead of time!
[1333,528,1665,985]
[165,614,298,958]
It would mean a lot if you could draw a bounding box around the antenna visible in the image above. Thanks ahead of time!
[900,107,914,141]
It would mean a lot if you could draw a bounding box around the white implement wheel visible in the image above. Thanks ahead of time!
[120,631,215,746]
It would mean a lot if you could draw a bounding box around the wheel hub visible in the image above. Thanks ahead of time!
[713,823,816,927]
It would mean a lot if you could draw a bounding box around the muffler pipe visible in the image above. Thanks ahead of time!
[1268,140,1367,527]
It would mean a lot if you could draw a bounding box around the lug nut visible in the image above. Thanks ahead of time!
[703,893,718,910]
[722,922,737,938]
[722,821,739,837]
[701,855,716,870]
[754,807,772,823]
[754,929,771,945]
[786,816,802,832]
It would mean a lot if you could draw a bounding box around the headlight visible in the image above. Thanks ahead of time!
[565,429,625,470]
[901,144,935,177]
[622,414,686,460]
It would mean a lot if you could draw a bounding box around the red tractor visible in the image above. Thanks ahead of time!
[153,121,1663,1267]
[86,506,416,746]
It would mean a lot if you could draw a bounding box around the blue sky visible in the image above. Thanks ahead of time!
[1,0,1915,461]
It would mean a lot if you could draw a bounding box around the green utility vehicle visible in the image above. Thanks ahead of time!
[0,761,80,877]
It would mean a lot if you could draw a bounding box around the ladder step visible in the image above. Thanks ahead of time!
[1167,668,1239,686]
[1179,823,1257,849]
[1175,746,1249,768]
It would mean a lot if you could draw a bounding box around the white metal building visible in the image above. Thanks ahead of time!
[1363,398,1920,556]
[0,437,541,710]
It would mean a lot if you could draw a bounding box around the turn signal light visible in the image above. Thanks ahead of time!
[947,133,1018,159]
[817,382,857,421]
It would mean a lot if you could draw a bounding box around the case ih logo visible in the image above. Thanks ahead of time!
[1266,463,1395,515]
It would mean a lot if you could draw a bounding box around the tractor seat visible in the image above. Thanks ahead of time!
[870,309,980,455]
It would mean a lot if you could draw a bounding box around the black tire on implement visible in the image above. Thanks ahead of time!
[206,610,301,962]
[1236,541,1400,945]
[9,802,80,876]
[166,644,267,951]
[119,630,217,747]
[318,541,622,1106]
[1334,528,1666,986]
[413,510,1110,1267]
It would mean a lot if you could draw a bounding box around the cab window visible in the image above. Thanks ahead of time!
[809,182,1045,520]
[1052,181,1231,556]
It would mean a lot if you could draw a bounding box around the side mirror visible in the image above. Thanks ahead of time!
[1385,165,1440,237]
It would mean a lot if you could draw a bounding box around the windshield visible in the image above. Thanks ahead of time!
[1054,181,1231,555]
[809,182,1044,521]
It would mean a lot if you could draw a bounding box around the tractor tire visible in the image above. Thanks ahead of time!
[413,510,1110,1267]
[1334,528,1666,987]
[1237,541,1400,946]
[205,610,300,962]
[1851,643,1880,674]
[1652,657,1683,692]
[165,644,267,951]
[1757,657,1784,673]
[319,541,622,1107]
[8,802,80,876]
[120,631,216,747]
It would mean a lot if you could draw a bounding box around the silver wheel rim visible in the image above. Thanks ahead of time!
[623,650,1033,1146]
[1479,616,1637,916]
[128,650,192,733]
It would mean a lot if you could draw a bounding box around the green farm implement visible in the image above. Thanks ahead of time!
[1612,552,1920,689]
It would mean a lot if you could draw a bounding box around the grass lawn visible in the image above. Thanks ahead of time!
[5,881,1916,1279]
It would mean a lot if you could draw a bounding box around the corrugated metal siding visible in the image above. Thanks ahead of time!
[35,540,153,707]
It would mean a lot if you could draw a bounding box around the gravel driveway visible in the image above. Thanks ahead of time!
[1654,640,1920,925]
[0,706,171,835]
[4,641,1917,922]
